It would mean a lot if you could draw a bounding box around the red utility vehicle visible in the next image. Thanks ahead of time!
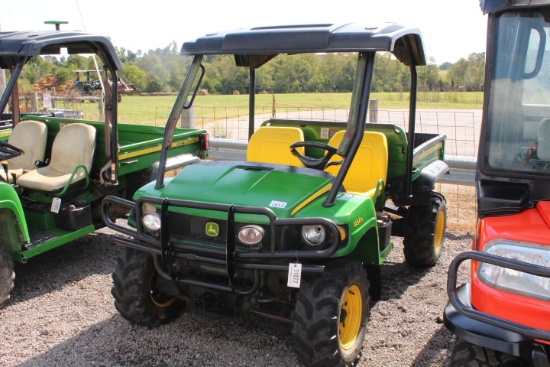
[444,1,550,366]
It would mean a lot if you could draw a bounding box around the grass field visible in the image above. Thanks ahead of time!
[69,91,484,125]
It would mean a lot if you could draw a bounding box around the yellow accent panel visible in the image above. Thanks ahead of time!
[119,146,161,160]
[291,183,332,215]
[247,126,305,166]
[326,131,388,197]
[119,137,198,160]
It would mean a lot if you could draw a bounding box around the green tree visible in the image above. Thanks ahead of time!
[119,64,149,91]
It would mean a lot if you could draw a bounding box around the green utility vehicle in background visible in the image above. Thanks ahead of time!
[0,31,208,307]
[102,23,448,366]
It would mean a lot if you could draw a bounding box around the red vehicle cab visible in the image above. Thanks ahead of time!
[444,1,550,366]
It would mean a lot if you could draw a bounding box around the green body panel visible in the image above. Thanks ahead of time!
[156,163,332,217]
[0,183,30,250]
[17,225,95,262]
[293,191,381,262]
[134,161,384,264]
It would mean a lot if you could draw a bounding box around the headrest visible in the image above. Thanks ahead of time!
[538,118,550,161]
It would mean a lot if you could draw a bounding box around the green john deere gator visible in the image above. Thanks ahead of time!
[0,31,208,308]
[101,23,448,367]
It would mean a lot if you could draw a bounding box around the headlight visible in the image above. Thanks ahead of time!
[302,225,326,246]
[478,239,550,300]
[238,225,264,247]
[142,202,157,214]
[142,213,161,231]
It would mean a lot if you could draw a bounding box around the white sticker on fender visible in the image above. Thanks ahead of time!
[269,200,287,209]
[287,263,302,288]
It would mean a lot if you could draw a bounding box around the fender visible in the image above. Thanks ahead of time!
[295,192,379,262]
[0,182,29,257]
[414,160,449,192]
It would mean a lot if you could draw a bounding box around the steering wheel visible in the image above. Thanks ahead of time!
[0,140,24,161]
[290,141,340,170]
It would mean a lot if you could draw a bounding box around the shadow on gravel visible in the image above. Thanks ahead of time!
[15,310,298,367]
[9,230,121,307]
[377,259,432,302]
[410,326,456,367]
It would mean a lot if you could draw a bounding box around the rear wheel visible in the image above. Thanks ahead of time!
[112,248,184,327]
[404,192,447,267]
[0,245,15,308]
[450,339,529,367]
[292,260,370,367]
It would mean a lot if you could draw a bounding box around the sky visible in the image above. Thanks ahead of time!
[0,0,488,65]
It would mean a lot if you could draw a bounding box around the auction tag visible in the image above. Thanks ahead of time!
[287,263,302,288]
[51,197,62,213]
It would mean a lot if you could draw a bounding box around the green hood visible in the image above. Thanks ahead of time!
[157,161,334,217]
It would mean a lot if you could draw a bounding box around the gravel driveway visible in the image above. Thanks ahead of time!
[0,226,472,367]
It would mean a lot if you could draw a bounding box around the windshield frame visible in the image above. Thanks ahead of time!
[480,9,550,180]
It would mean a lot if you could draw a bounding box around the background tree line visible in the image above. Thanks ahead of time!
[19,42,485,95]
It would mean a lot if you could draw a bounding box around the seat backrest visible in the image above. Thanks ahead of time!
[247,126,305,166]
[49,123,96,175]
[325,130,388,196]
[7,120,48,170]
[538,118,550,160]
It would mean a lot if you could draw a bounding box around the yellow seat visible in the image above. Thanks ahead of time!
[325,130,388,198]
[0,120,48,183]
[247,126,305,166]
[17,123,96,192]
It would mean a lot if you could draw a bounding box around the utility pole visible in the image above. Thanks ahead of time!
[44,20,68,31]
[0,24,6,113]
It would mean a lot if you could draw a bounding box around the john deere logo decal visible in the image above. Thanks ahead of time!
[205,222,219,237]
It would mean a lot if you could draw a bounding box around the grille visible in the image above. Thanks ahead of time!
[168,212,227,245]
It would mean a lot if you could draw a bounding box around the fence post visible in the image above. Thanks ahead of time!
[30,92,39,112]
[98,98,105,121]
[369,99,378,122]
[180,101,195,128]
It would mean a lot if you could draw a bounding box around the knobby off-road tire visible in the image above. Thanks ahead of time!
[450,339,529,367]
[112,248,184,328]
[403,192,447,268]
[0,246,14,308]
[292,260,370,367]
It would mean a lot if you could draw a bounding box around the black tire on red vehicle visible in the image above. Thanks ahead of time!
[450,339,529,367]
[403,192,447,268]
[291,260,370,367]
[111,248,184,327]
[0,245,15,309]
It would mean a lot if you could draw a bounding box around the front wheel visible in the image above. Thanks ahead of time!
[292,260,370,367]
[403,192,447,268]
[450,339,529,367]
[0,245,15,308]
[111,248,184,327]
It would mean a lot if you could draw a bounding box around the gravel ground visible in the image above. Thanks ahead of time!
[0,227,472,367]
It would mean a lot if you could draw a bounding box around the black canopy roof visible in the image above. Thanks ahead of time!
[181,22,426,66]
[0,30,122,70]
[480,0,550,14]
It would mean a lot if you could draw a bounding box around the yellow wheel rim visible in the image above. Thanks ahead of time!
[339,284,362,350]
[434,210,446,254]
[150,274,177,308]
